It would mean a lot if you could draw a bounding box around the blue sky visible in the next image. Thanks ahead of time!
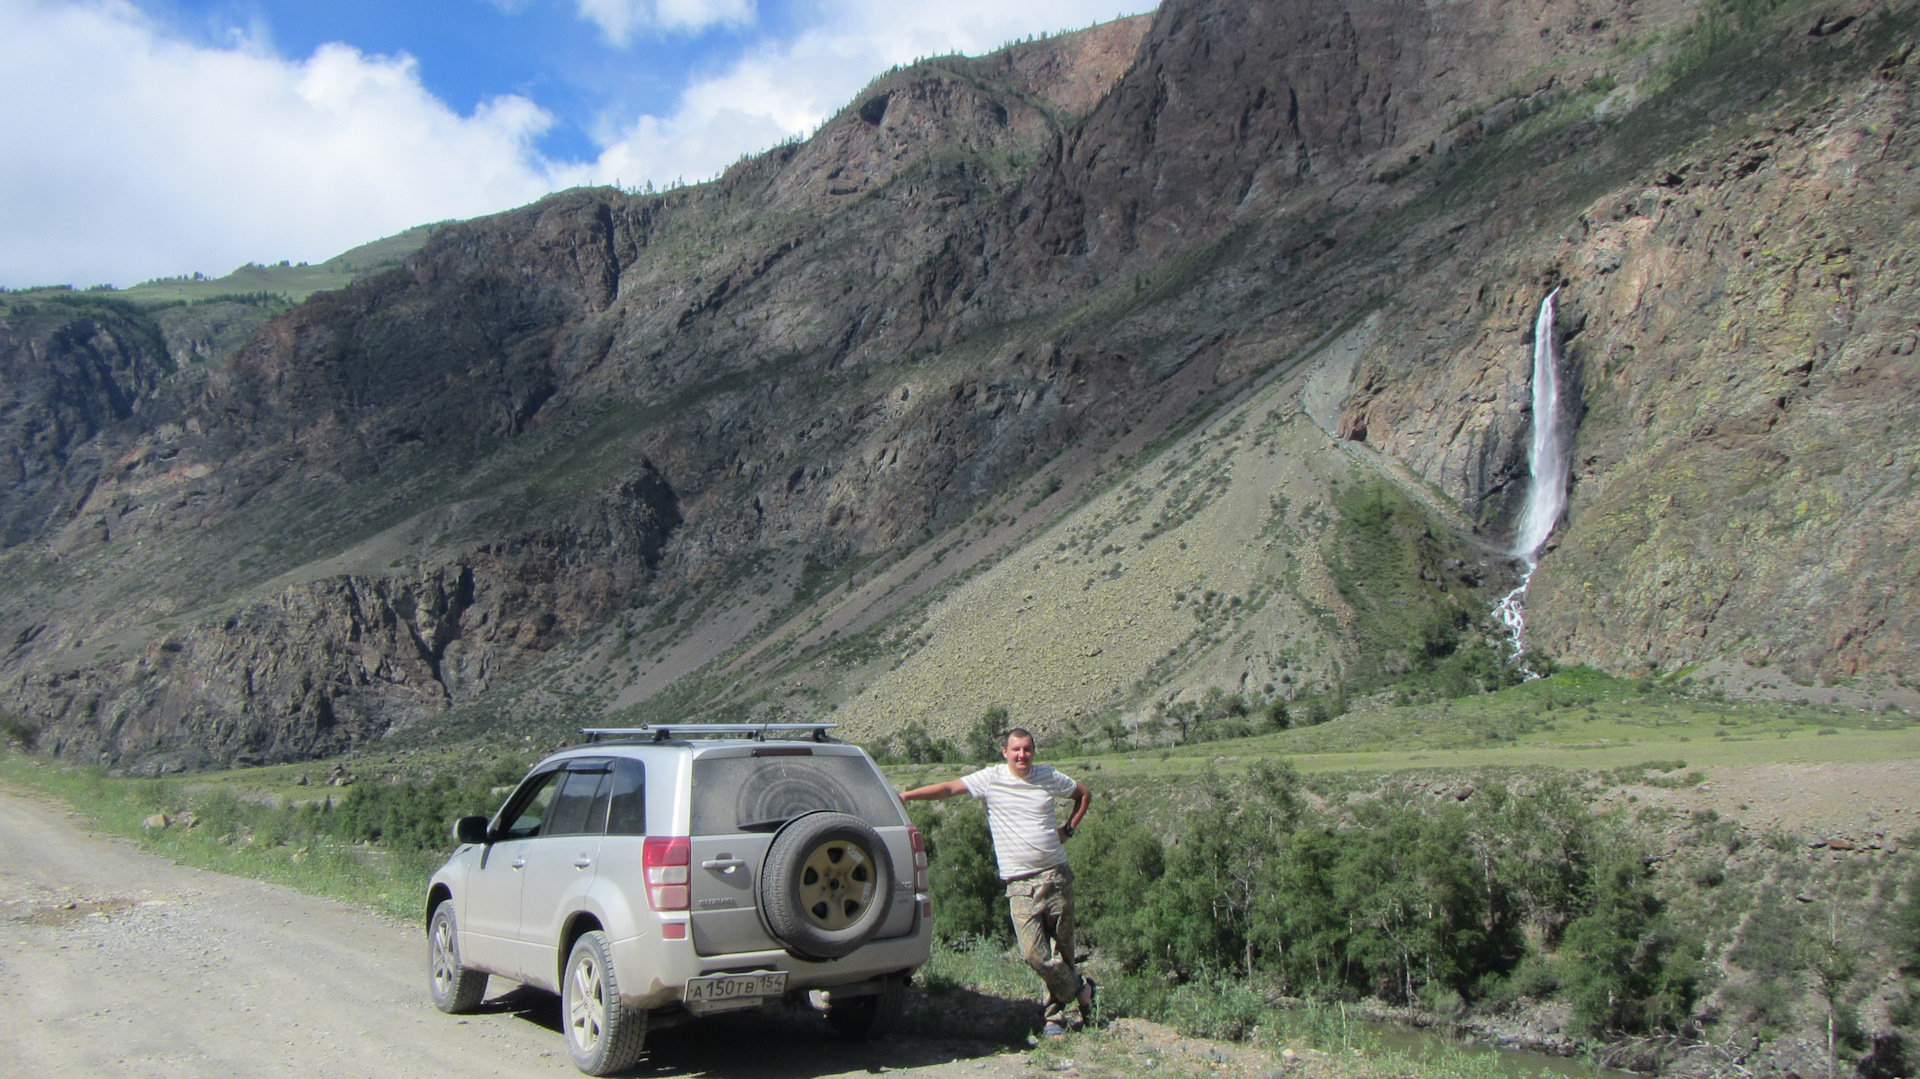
[132,0,774,162]
[0,0,1156,289]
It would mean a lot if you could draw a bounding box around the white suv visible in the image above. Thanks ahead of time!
[424,724,931,1075]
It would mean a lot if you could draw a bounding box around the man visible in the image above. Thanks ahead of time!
[900,727,1095,1037]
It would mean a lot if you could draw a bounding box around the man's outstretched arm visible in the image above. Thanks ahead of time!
[900,778,970,802]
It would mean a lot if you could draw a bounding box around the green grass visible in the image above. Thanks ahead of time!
[2,222,445,304]
[883,668,1918,785]
[918,935,1040,1001]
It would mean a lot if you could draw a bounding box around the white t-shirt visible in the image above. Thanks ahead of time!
[961,763,1078,879]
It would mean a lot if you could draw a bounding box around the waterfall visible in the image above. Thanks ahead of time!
[1494,287,1568,657]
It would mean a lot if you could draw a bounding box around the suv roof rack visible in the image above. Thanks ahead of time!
[579,722,840,744]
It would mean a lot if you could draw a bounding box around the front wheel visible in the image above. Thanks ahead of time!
[427,902,488,1014]
[826,972,909,1040]
[562,931,648,1076]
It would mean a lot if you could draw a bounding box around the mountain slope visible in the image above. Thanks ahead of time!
[2,0,1916,772]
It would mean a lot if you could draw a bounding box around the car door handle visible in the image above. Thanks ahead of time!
[701,858,746,874]
[573,857,593,869]
[511,858,526,870]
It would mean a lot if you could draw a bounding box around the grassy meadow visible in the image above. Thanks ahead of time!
[4,221,441,305]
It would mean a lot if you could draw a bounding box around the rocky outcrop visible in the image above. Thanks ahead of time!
[990,0,1685,303]
[153,300,280,369]
[1334,13,1920,680]
[24,461,678,771]
[0,296,181,547]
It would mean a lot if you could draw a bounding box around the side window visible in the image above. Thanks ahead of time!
[605,758,645,836]
[545,769,609,837]
[586,767,615,834]
[501,772,562,839]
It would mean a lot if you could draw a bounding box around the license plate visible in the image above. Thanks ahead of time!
[684,971,787,1013]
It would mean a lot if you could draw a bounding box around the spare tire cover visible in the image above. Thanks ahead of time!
[759,811,895,959]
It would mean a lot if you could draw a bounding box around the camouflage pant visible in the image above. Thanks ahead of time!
[1006,865,1085,1025]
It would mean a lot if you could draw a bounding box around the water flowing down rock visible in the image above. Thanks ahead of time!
[1496,288,1568,655]
[1512,288,1569,564]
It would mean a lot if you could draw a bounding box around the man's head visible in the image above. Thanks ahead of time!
[1002,727,1036,776]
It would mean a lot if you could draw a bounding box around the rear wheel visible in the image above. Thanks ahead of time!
[563,931,648,1076]
[826,972,909,1040]
[427,902,488,1014]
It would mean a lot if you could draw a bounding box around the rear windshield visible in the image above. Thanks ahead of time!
[690,753,903,835]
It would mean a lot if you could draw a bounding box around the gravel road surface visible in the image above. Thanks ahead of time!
[0,784,1019,1079]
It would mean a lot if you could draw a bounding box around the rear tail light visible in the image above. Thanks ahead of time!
[907,826,929,894]
[643,835,690,911]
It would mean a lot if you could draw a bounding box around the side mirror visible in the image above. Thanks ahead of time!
[452,816,491,846]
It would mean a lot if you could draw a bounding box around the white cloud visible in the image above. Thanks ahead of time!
[574,0,755,45]
[0,0,564,288]
[0,0,1155,289]
[579,0,1154,190]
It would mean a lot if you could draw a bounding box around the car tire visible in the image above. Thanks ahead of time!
[826,972,909,1040]
[563,931,648,1076]
[760,811,895,959]
[427,902,489,1014]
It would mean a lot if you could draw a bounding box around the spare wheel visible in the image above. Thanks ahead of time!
[759,811,895,959]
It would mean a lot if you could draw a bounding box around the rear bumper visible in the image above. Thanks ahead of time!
[611,920,930,1011]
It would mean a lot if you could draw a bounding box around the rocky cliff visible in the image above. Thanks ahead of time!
[2,0,1915,771]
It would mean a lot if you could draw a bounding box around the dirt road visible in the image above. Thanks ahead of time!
[0,785,1022,1079]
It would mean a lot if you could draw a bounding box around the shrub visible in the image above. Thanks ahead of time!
[1056,766,1696,1025]
[1143,764,1304,979]
[1561,844,1700,1035]
[1073,801,1167,968]
[1163,975,1269,1040]
[0,713,39,749]
[1496,953,1564,1002]
[887,720,962,764]
[909,798,1009,945]
[1896,868,1920,975]
[328,764,520,851]
[968,707,1010,761]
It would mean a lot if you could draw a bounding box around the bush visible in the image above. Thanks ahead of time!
[1096,970,1171,1023]
[884,721,962,764]
[1073,801,1167,968]
[1896,868,1920,975]
[1560,844,1700,1035]
[1496,953,1564,1002]
[1729,886,1808,981]
[328,764,520,851]
[1055,767,1696,1034]
[908,798,1009,945]
[1164,975,1269,1040]
[968,707,1010,761]
[0,713,39,749]
[1142,764,1304,979]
